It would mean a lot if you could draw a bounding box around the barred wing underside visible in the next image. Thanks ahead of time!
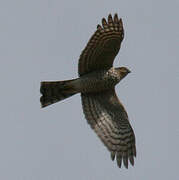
[81,89,136,168]
[78,14,124,76]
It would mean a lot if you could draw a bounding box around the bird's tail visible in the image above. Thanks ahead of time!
[40,79,77,108]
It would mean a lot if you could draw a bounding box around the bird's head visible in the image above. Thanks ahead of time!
[116,67,131,80]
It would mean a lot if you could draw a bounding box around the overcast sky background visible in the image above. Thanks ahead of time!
[0,0,178,180]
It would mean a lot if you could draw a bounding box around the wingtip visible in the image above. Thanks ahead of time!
[111,152,115,161]
[117,153,122,168]
[129,156,134,166]
[117,159,122,168]
[108,14,112,20]
[123,157,129,169]
[114,13,119,22]
[97,24,102,30]
[119,18,123,26]
[102,17,107,27]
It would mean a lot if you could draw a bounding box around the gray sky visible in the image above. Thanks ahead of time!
[0,0,178,179]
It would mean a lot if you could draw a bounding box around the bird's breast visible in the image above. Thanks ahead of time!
[75,68,120,93]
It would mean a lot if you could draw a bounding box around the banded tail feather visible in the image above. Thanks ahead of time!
[40,79,77,108]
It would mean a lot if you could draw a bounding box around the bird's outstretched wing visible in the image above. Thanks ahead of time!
[78,14,124,76]
[81,89,136,168]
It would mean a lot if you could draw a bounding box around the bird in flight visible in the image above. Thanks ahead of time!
[40,14,136,168]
